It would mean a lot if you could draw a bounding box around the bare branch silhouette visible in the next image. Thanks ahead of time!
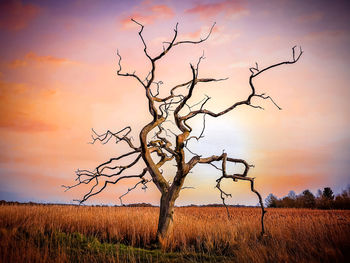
[119,177,151,206]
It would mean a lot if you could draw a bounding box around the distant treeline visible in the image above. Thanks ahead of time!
[265,187,350,209]
[0,201,78,206]
[0,201,157,207]
[0,201,252,208]
[3,187,350,209]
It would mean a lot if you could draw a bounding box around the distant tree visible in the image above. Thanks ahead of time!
[280,196,295,208]
[265,194,279,208]
[300,190,316,208]
[334,187,350,209]
[316,187,334,209]
[265,187,350,210]
[322,187,334,200]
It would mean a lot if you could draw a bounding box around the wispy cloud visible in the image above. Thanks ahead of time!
[297,11,323,24]
[0,116,57,133]
[177,25,239,46]
[185,0,248,19]
[177,24,219,41]
[0,0,41,31]
[9,52,73,69]
[0,81,58,133]
[302,29,348,43]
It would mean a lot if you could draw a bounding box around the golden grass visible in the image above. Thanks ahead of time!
[0,205,349,262]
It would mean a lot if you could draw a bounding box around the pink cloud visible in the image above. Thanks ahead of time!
[151,4,174,16]
[0,81,58,133]
[177,25,236,46]
[185,0,247,19]
[120,4,174,29]
[0,0,41,31]
[9,52,73,68]
[0,117,57,133]
[302,30,347,43]
[297,11,323,24]
[181,24,220,39]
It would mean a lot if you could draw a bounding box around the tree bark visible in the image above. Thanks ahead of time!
[156,192,176,246]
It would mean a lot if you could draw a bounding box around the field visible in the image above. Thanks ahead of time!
[0,205,349,262]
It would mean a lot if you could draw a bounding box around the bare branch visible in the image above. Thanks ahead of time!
[188,152,266,234]
[184,112,207,156]
[152,23,179,62]
[119,177,151,206]
[164,22,216,47]
[181,186,195,190]
[216,180,232,218]
[150,81,163,97]
[173,64,198,132]
[153,78,226,103]
[77,168,149,203]
[195,50,205,77]
[131,19,152,61]
[249,104,265,110]
[255,93,282,110]
[184,143,202,157]
[63,150,144,200]
[188,153,250,176]
[216,173,267,235]
[116,50,145,88]
[181,46,303,120]
[90,126,140,151]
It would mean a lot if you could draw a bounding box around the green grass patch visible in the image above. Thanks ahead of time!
[1,228,230,262]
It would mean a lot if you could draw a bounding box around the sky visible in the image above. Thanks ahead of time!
[0,0,349,206]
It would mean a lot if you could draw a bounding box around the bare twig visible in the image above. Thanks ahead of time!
[119,178,151,206]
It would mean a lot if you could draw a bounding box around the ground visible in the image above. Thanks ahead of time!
[0,205,349,262]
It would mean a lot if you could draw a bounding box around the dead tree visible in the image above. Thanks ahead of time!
[63,19,302,245]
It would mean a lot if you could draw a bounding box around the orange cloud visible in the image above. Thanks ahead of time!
[172,24,239,48]
[0,114,57,133]
[120,4,174,29]
[0,117,57,133]
[0,0,41,31]
[185,0,247,19]
[0,81,57,132]
[9,52,73,69]
[180,24,220,40]
[175,24,236,46]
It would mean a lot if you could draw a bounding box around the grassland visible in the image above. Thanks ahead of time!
[0,204,349,262]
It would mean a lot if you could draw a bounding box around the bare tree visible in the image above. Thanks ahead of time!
[63,20,302,246]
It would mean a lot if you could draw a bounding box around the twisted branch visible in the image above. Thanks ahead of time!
[181,46,303,120]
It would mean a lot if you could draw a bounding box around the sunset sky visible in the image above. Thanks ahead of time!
[0,0,349,206]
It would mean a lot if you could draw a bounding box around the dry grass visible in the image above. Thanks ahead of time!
[0,205,349,262]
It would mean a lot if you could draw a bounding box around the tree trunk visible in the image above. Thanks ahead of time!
[156,192,176,246]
